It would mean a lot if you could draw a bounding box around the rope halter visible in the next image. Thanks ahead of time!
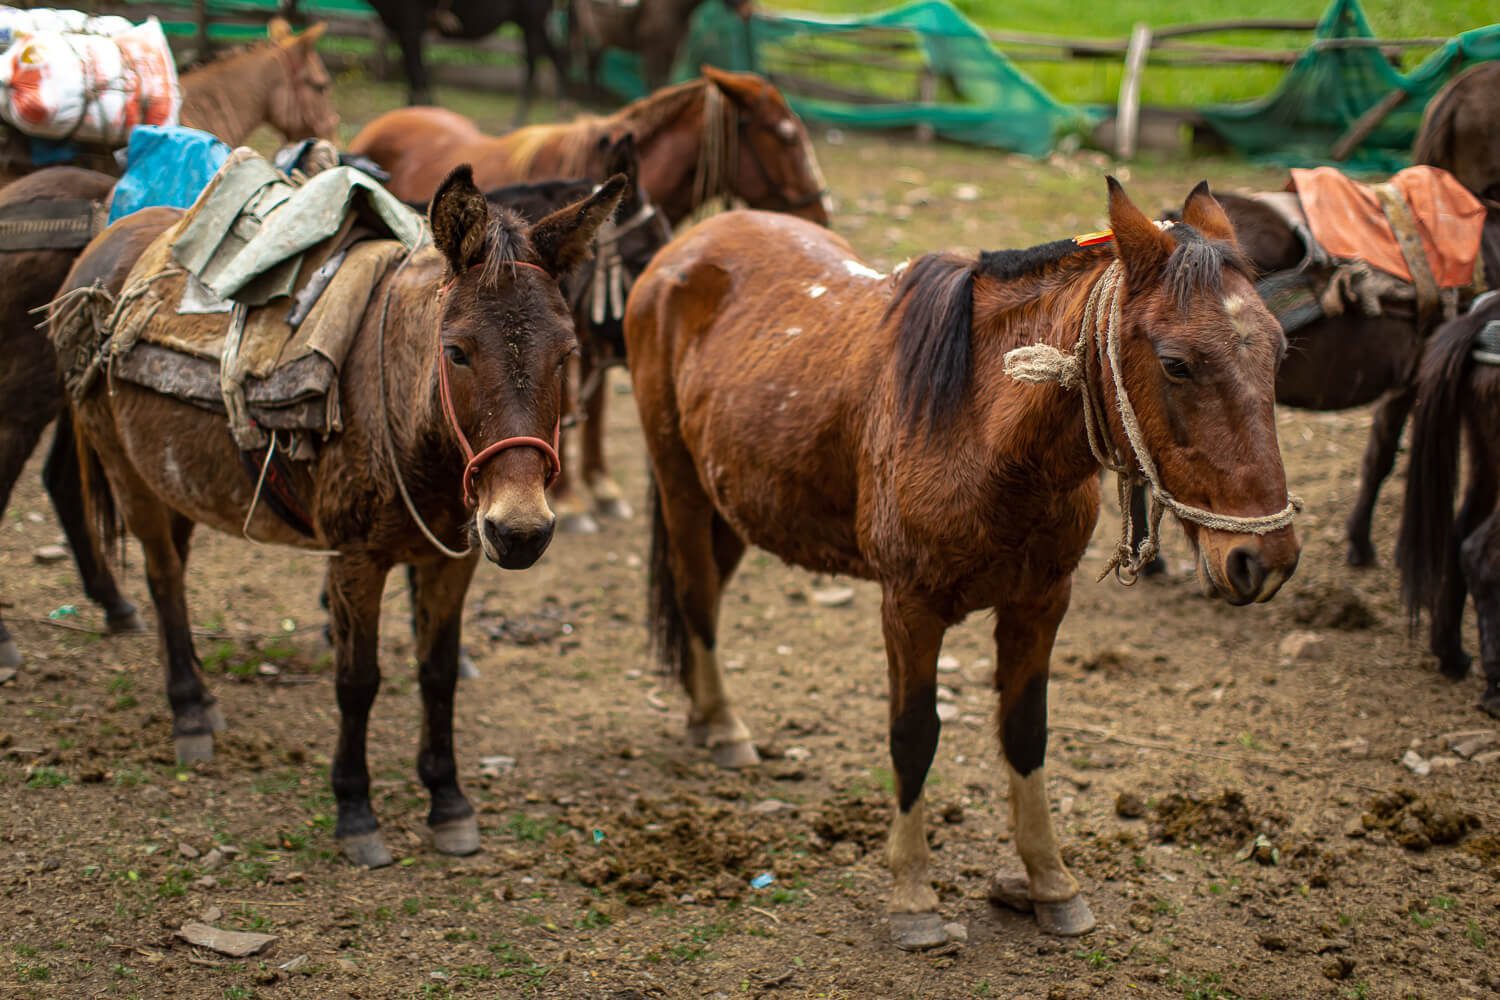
[1003,258,1302,584]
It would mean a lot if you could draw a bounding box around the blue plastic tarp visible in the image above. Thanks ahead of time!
[108,125,230,224]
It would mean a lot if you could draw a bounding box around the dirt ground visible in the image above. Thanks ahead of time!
[3,81,1500,1000]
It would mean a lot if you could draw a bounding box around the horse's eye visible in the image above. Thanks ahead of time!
[1160,356,1193,382]
[444,344,469,367]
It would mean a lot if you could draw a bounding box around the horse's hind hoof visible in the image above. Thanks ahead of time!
[431,815,481,856]
[889,912,950,951]
[1345,539,1377,568]
[1480,687,1500,720]
[593,496,634,521]
[175,732,215,765]
[106,609,146,635]
[1036,895,1096,937]
[1439,651,1473,681]
[341,831,394,868]
[0,638,20,669]
[710,740,761,769]
[557,510,601,534]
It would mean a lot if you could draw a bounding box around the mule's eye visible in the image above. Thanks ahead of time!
[1160,356,1193,382]
[444,345,469,367]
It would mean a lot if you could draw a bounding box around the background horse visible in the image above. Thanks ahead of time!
[365,0,565,123]
[349,67,830,226]
[624,182,1300,950]
[0,21,341,668]
[1397,292,1500,714]
[569,0,747,93]
[1414,61,1500,205]
[52,170,622,866]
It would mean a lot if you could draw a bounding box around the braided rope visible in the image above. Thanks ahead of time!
[1004,259,1302,583]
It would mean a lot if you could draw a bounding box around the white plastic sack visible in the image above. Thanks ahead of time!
[0,7,135,47]
[0,13,180,145]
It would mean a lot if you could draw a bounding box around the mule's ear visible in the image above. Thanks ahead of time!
[1180,180,1237,246]
[268,16,293,43]
[701,64,763,107]
[430,165,491,275]
[1107,176,1173,291]
[529,175,627,279]
[602,132,639,189]
[298,21,329,48]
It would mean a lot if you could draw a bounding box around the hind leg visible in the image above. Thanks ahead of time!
[410,554,482,855]
[987,584,1094,937]
[1432,470,1495,679]
[1345,387,1414,568]
[0,398,53,667]
[654,472,756,768]
[554,357,599,534]
[327,553,393,867]
[42,412,142,634]
[1459,507,1500,716]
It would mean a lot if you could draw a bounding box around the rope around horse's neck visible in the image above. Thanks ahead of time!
[1003,259,1302,583]
[374,236,473,560]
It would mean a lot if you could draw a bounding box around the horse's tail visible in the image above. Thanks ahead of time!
[646,470,690,684]
[71,409,123,571]
[1396,314,1484,627]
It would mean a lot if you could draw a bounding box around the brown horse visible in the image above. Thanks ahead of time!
[569,0,746,92]
[0,20,342,668]
[1397,291,1500,713]
[348,67,831,227]
[53,169,624,866]
[624,182,1301,950]
[1414,61,1500,205]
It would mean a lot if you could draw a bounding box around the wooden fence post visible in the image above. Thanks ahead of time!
[914,67,936,143]
[1115,21,1152,160]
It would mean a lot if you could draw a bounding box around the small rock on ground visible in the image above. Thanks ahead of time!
[1279,630,1328,662]
[32,544,68,564]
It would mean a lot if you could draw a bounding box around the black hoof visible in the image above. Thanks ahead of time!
[1439,650,1473,681]
[1345,539,1376,568]
[1138,555,1168,578]
[106,608,147,635]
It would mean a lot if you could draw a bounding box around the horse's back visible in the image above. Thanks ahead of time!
[349,106,490,200]
[0,165,114,205]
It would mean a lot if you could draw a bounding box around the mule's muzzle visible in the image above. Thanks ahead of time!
[481,514,555,569]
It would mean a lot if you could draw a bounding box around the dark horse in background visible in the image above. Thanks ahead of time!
[366,0,566,123]
[1397,291,1500,716]
[1131,60,1500,574]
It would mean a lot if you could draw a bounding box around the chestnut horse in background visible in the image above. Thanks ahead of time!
[0,20,340,668]
[53,170,623,866]
[349,67,831,227]
[625,182,1301,951]
[1398,291,1500,714]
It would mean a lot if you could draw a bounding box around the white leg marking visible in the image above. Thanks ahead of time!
[1006,762,1080,903]
[887,795,939,913]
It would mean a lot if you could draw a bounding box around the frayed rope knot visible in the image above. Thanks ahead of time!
[1002,343,1083,391]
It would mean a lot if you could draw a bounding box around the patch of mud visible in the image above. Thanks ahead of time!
[1151,789,1256,845]
[1290,583,1379,631]
[1362,788,1480,850]
[472,597,573,645]
[809,793,888,853]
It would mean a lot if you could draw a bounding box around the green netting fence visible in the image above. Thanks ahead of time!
[597,0,1092,157]
[1201,0,1500,172]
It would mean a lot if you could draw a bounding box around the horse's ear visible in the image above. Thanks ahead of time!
[298,21,329,48]
[1180,180,1237,247]
[268,17,293,43]
[430,165,491,275]
[700,64,762,107]
[1107,176,1173,291]
[529,175,627,279]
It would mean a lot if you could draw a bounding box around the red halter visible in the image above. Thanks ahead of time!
[438,260,563,508]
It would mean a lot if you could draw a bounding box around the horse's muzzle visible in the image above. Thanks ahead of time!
[481,515,556,569]
[1198,530,1300,605]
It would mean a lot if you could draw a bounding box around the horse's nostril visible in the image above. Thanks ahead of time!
[1225,545,1265,600]
[483,517,556,569]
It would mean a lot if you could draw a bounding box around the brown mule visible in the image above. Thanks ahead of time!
[624,181,1300,950]
[54,169,624,866]
[0,20,343,668]
[348,67,830,226]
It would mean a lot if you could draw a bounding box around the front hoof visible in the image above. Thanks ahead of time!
[710,740,761,769]
[431,815,481,856]
[1439,650,1473,681]
[106,608,146,634]
[175,732,215,765]
[1345,538,1376,568]
[1036,895,1096,937]
[593,496,634,521]
[1480,686,1500,719]
[557,510,601,534]
[889,912,951,951]
[341,831,394,868]
[0,637,21,669]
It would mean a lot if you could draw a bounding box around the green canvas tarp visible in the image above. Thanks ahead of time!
[1201,0,1500,171]
[598,0,1091,157]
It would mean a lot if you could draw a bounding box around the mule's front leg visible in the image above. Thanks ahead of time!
[987,586,1094,936]
[582,361,631,521]
[879,588,954,951]
[410,554,481,856]
[327,554,393,868]
[1345,387,1414,568]
[1461,513,1500,718]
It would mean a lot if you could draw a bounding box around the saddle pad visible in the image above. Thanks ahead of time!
[1290,165,1486,288]
[0,195,104,250]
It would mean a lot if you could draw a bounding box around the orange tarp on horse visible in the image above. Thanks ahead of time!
[1290,165,1485,288]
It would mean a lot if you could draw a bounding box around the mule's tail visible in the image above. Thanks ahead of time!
[1396,314,1484,627]
[71,411,124,571]
[646,471,690,684]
